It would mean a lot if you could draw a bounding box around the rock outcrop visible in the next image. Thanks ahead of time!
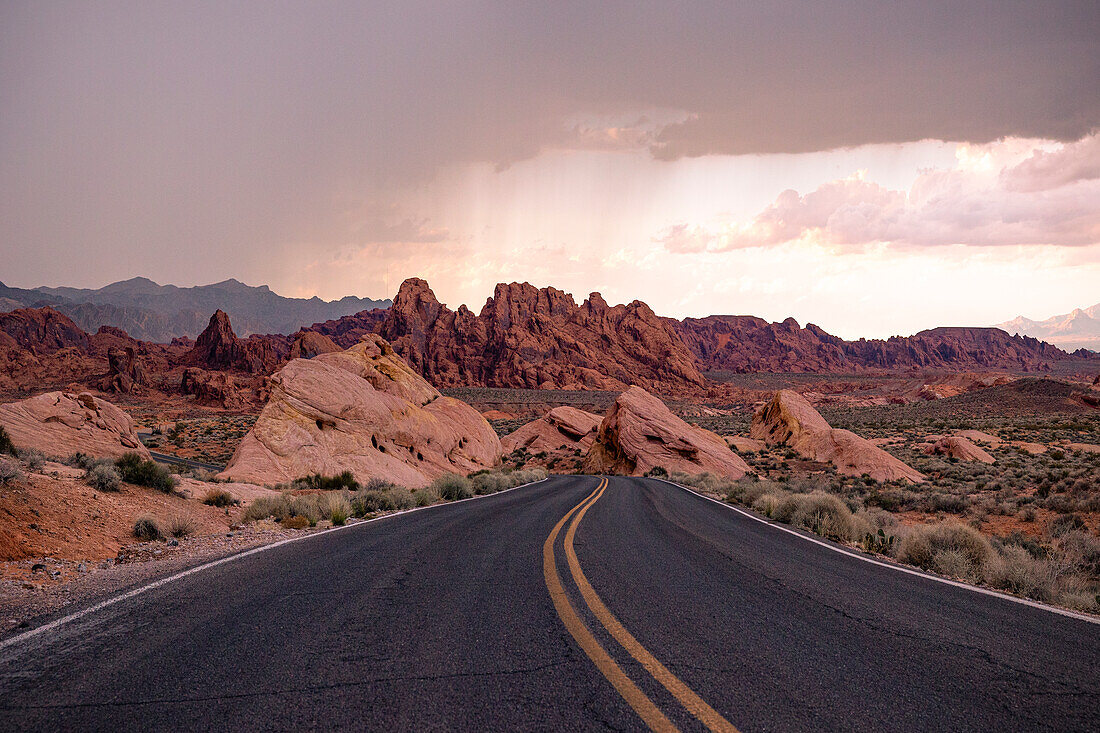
[186,310,284,373]
[583,386,750,478]
[180,367,261,410]
[95,346,148,394]
[218,335,501,488]
[924,436,996,463]
[371,278,705,393]
[288,330,341,360]
[0,307,90,354]
[0,391,149,458]
[750,390,924,482]
[502,406,602,454]
[725,436,765,453]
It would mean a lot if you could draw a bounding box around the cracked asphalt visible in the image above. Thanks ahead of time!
[0,475,1097,731]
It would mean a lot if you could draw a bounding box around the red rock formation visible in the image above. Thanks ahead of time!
[95,346,148,394]
[583,386,750,478]
[751,390,924,482]
[374,278,705,393]
[502,406,602,455]
[186,310,285,374]
[288,330,341,360]
[674,316,1073,374]
[0,307,89,354]
[923,436,995,464]
[180,367,260,409]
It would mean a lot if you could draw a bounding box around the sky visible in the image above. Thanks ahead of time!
[1,1,1098,339]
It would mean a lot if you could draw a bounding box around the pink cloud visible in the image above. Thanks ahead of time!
[657,134,1100,252]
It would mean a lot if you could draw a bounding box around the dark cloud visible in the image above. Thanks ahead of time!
[1,1,1097,286]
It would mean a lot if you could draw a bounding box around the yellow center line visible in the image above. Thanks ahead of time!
[564,479,741,733]
[543,479,677,732]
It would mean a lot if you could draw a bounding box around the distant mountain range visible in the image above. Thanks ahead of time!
[0,277,390,342]
[996,303,1100,353]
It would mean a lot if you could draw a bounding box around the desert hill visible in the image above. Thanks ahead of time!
[996,303,1100,353]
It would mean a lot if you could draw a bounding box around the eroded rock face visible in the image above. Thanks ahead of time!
[218,335,501,488]
[96,346,148,394]
[0,391,149,458]
[180,367,264,410]
[502,406,602,454]
[374,278,706,393]
[924,436,995,464]
[750,390,924,482]
[725,435,765,453]
[583,386,750,479]
[186,310,283,374]
[0,307,90,355]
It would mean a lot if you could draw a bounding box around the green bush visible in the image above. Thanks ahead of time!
[132,516,162,541]
[432,473,473,501]
[85,463,121,492]
[116,452,177,493]
[351,490,396,516]
[67,452,95,469]
[292,471,359,491]
[413,489,436,507]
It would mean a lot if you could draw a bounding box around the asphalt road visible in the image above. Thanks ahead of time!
[1,476,1097,731]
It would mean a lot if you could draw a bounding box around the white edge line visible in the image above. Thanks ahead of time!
[0,477,550,652]
[655,478,1100,626]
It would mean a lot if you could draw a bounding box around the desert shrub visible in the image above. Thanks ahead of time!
[413,488,436,507]
[0,426,15,456]
[203,488,235,507]
[318,492,352,523]
[132,516,162,541]
[927,492,970,514]
[391,490,416,510]
[1048,513,1087,538]
[473,471,510,495]
[292,471,359,492]
[897,522,993,580]
[432,473,473,501]
[1058,530,1100,577]
[19,448,46,472]
[85,463,122,492]
[777,492,855,541]
[364,477,398,492]
[282,515,311,529]
[645,466,668,477]
[985,545,1054,600]
[166,515,197,538]
[116,452,177,493]
[244,495,292,522]
[0,458,24,486]
[752,493,783,518]
[67,452,96,469]
[352,490,395,516]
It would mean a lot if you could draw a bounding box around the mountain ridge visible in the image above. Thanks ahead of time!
[996,302,1100,352]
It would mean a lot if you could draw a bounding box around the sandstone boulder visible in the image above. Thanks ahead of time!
[954,429,1001,445]
[924,436,995,463]
[502,406,602,454]
[583,386,750,479]
[750,390,924,482]
[289,330,341,360]
[218,335,501,488]
[0,391,149,458]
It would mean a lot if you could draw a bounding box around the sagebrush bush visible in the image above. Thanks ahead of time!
[0,458,24,486]
[352,490,396,516]
[0,426,15,456]
[787,493,856,541]
[132,516,162,541]
[67,452,96,469]
[116,453,177,493]
[202,488,234,507]
[167,515,196,538]
[897,523,993,578]
[85,463,121,492]
[432,473,473,501]
[318,492,352,522]
[413,488,436,507]
[985,545,1054,600]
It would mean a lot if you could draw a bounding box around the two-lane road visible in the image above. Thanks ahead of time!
[1,476,1097,731]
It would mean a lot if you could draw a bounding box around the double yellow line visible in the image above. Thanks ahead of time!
[543,478,739,733]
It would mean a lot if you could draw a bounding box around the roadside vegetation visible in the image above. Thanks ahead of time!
[665,470,1100,613]
[242,467,547,528]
